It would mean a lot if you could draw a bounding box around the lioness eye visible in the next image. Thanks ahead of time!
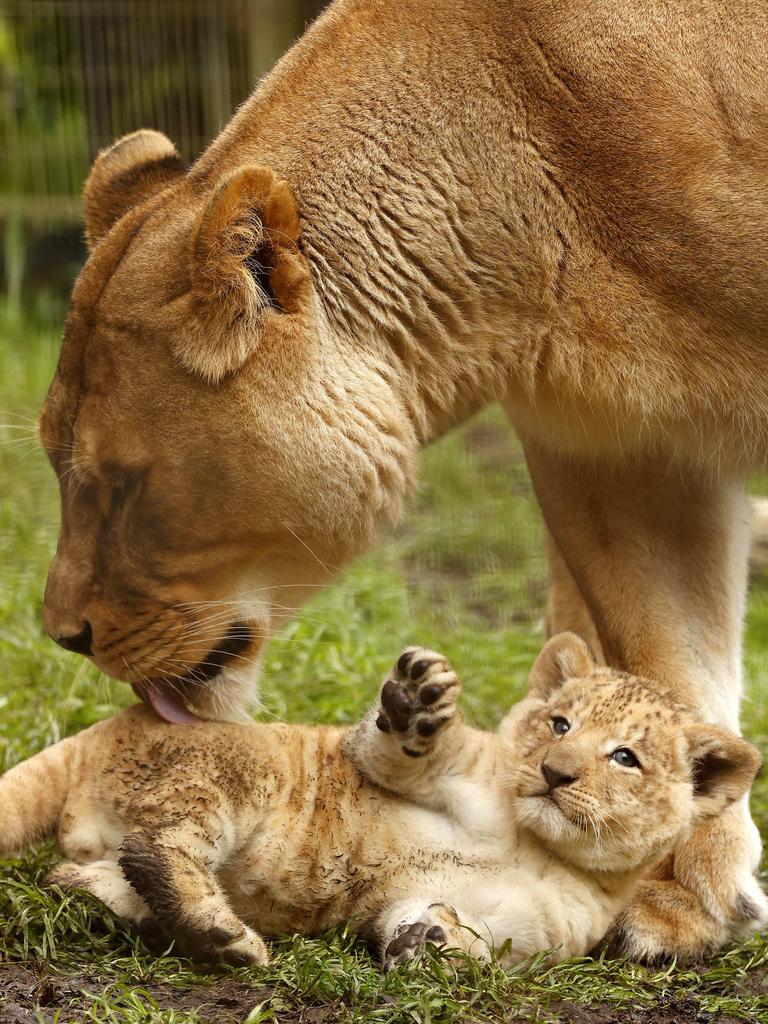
[106,469,143,513]
[611,747,640,769]
[109,478,128,512]
[551,716,570,737]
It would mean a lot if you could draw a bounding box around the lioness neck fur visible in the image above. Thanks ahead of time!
[0,635,758,967]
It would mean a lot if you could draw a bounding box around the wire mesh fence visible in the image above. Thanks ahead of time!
[2,0,326,222]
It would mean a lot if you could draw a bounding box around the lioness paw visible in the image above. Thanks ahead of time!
[377,647,460,756]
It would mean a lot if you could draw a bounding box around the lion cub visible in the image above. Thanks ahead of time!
[0,634,759,967]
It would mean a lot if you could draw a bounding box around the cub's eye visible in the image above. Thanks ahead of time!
[551,716,570,737]
[611,747,641,769]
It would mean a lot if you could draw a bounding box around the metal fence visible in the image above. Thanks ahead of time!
[1,0,326,223]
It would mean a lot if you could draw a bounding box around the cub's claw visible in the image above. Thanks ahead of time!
[377,647,461,756]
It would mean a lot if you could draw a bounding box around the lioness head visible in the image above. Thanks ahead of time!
[505,633,761,874]
[40,130,418,721]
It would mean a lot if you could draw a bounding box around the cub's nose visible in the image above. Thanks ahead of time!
[541,761,577,790]
[54,622,94,657]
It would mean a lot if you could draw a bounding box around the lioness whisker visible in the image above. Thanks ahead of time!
[163,619,314,650]
[174,603,334,632]
[284,525,358,584]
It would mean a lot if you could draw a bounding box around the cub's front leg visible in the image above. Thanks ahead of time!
[345,647,490,809]
[119,826,269,966]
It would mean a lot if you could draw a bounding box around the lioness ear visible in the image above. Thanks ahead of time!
[685,724,761,818]
[178,165,310,383]
[528,632,596,700]
[83,129,186,250]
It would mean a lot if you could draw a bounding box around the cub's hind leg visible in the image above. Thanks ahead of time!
[375,899,490,970]
[47,860,150,927]
[118,828,268,966]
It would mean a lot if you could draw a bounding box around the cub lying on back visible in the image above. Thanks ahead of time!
[0,634,759,967]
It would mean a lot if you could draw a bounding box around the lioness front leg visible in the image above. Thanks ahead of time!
[521,437,767,957]
[118,827,268,966]
[344,647,487,806]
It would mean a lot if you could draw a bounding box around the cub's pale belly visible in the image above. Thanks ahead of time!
[217,796,492,936]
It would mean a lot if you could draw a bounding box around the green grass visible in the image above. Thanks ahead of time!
[2,309,768,1023]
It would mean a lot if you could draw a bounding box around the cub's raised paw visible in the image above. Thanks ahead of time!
[376,647,460,757]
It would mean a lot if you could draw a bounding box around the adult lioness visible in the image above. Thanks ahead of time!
[40,0,768,959]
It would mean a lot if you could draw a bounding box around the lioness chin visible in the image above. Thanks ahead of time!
[0,635,759,966]
[39,0,768,957]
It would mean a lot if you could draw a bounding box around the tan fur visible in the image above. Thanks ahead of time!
[0,638,759,966]
[38,0,768,956]
[83,130,187,250]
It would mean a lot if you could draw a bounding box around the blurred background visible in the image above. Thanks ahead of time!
[1,0,327,321]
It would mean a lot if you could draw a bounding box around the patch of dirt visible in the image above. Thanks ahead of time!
[402,559,547,628]
[463,421,518,470]
[549,997,742,1024]
[0,963,271,1024]
[736,966,768,999]
[1,966,753,1024]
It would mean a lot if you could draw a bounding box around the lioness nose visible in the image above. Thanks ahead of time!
[541,762,577,790]
[54,622,94,657]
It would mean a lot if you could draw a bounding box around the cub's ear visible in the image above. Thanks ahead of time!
[685,724,761,818]
[527,632,596,700]
[83,129,186,251]
[177,165,311,383]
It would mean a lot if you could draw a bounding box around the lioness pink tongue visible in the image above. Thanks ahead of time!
[131,680,201,725]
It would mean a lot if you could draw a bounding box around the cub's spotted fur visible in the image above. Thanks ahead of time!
[0,635,758,966]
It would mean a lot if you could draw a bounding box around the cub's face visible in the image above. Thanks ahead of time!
[39,130,418,722]
[509,678,694,872]
[504,634,760,874]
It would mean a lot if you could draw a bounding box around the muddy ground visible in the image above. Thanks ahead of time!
[0,963,270,1024]
[0,963,751,1024]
